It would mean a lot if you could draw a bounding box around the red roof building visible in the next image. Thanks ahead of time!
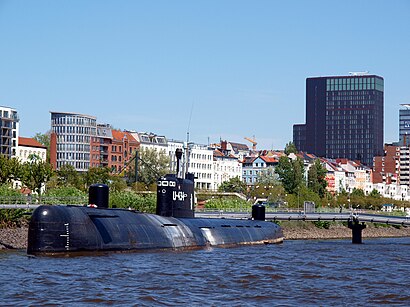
[110,130,139,173]
[17,137,47,162]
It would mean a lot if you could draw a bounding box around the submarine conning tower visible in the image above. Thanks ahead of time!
[156,148,195,218]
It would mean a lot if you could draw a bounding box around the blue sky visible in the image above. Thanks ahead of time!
[1,0,409,149]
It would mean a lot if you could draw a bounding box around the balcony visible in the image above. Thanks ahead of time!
[1,130,12,138]
[100,150,109,156]
[0,113,19,121]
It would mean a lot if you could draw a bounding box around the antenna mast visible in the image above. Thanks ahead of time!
[185,101,194,178]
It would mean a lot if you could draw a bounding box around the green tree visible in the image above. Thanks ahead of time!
[57,164,82,189]
[284,142,298,155]
[369,189,381,198]
[131,148,170,188]
[0,154,22,184]
[307,159,328,198]
[250,184,285,203]
[83,167,111,187]
[21,155,53,195]
[250,169,285,203]
[218,176,247,194]
[256,166,278,185]
[109,175,127,192]
[275,155,304,194]
[33,131,51,162]
[351,188,365,197]
[349,188,366,209]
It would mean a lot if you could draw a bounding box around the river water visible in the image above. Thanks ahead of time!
[1,237,410,306]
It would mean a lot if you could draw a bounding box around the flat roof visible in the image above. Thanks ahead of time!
[307,74,383,80]
[50,111,96,119]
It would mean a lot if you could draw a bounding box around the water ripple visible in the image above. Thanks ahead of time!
[2,238,410,306]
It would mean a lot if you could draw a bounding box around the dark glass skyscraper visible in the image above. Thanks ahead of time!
[293,74,384,166]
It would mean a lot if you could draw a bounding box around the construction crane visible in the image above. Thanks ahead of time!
[244,136,257,151]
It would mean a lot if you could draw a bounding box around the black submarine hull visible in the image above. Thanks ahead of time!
[27,205,283,255]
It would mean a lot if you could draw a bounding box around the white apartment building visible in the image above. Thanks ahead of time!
[14,137,47,192]
[372,183,410,201]
[129,132,185,176]
[187,143,214,190]
[130,132,168,153]
[167,139,185,177]
[17,137,47,163]
[129,133,214,190]
[213,150,242,190]
[399,146,410,185]
[0,106,19,157]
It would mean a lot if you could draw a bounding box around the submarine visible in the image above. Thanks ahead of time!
[27,150,283,255]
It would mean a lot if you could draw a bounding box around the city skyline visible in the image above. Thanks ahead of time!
[1,1,409,149]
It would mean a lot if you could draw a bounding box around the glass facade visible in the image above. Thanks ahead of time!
[294,75,384,166]
[293,124,306,152]
[51,112,97,171]
[326,77,384,92]
[324,76,384,165]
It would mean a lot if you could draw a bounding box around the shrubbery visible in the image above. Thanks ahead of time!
[43,186,87,205]
[313,221,331,229]
[109,191,156,213]
[0,209,29,228]
[205,198,250,211]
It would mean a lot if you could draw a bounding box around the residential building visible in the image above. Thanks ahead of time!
[90,125,141,173]
[187,143,214,190]
[167,139,185,177]
[110,130,139,173]
[17,137,47,163]
[336,158,372,193]
[399,146,410,186]
[13,136,47,191]
[130,132,168,153]
[220,140,250,160]
[373,145,400,185]
[294,74,384,166]
[296,152,318,180]
[90,124,113,168]
[213,149,242,190]
[242,155,278,185]
[0,106,19,157]
[399,104,410,146]
[50,111,97,171]
[322,159,347,194]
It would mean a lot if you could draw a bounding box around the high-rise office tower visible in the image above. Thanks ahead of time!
[293,74,384,166]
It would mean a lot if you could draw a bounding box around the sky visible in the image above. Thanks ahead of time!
[1,0,409,150]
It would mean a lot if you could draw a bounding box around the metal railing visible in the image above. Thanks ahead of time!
[0,196,87,206]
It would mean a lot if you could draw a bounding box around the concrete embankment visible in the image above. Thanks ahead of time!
[282,221,410,240]
[0,228,28,249]
[1,223,410,250]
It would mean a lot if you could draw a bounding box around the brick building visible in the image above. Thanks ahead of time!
[373,145,400,185]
